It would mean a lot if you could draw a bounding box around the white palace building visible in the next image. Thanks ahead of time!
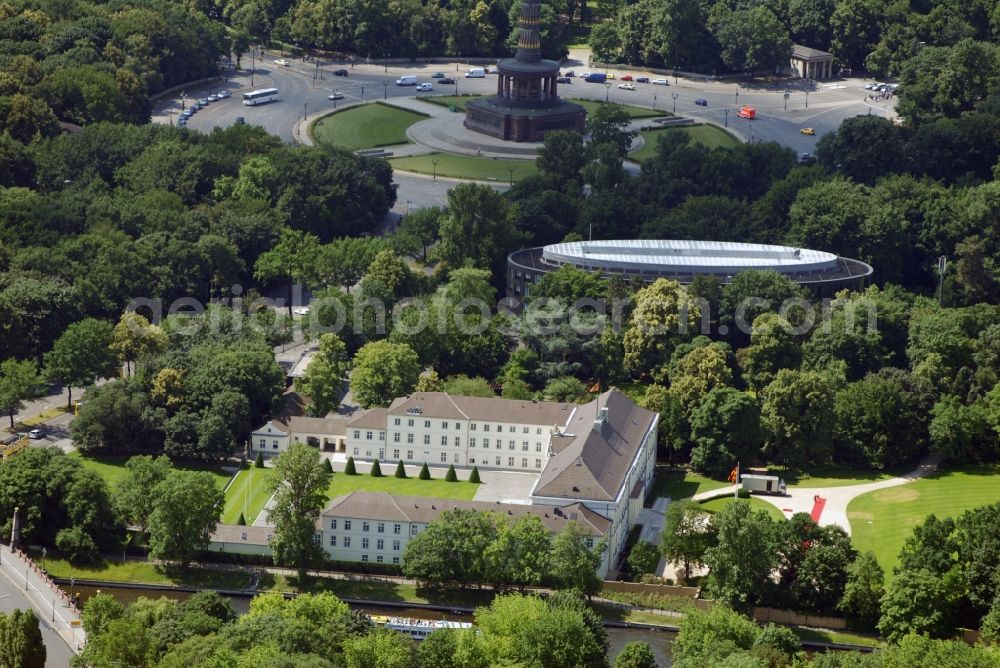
[220,389,659,577]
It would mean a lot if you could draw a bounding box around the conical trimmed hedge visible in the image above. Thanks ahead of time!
[254,451,264,468]
[323,458,334,473]
[418,463,431,480]
[469,466,481,484]
[345,457,357,475]
[395,460,407,479]
[370,459,383,477]
[237,512,246,526]
[445,464,457,482]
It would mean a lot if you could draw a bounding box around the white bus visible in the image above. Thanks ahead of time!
[242,88,279,105]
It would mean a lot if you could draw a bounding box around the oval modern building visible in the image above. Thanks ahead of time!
[506,240,874,300]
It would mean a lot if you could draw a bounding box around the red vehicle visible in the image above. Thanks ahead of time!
[737,105,756,119]
[620,74,633,81]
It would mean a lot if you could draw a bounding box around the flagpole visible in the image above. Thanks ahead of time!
[734,462,739,499]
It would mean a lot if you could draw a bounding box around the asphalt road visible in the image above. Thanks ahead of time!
[154,52,896,207]
[0,565,76,666]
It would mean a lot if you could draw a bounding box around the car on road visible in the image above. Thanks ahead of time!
[328,92,344,100]
[562,71,575,77]
[431,72,445,78]
[606,73,615,79]
[556,77,571,84]
[636,76,650,83]
[440,77,455,85]
[799,152,815,163]
[580,71,593,79]
[28,428,44,440]
[800,127,815,135]
[181,108,193,117]
[217,90,231,98]
[620,75,633,81]
[198,98,210,105]
[177,118,187,127]
[694,98,708,106]
[618,83,635,91]
[234,117,246,125]
[275,58,289,66]
[487,66,498,74]
[207,94,219,102]
[416,83,434,92]
[651,78,669,85]
[333,69,349,77]
[293,307,310,315]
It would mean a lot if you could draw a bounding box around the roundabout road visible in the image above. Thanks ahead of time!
[152,52,896,210]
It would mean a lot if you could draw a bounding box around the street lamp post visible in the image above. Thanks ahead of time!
[671,92,678,113]
[605,83,610,102]
[784,91,789,111]
[805,90,809,108]
[653,94,656,110]
[405,200,412,215]
[724,108,729,127]
[432,157,438,180]
[303,102,307,120]
[251,48,255,87]
[508,167,514,186]
[361,86,365,101]
[41,547,46,572]
[735,89,739,105]
[383,81,388,99]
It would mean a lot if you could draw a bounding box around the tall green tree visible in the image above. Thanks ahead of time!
[613,641,658,668]
[349,341,421,408]
[0,358,38,428]
[703,501,777,612]
[267,443,332,581]
[110,311,167,376]
[294,333,348,416]
[436,183,517,278]
[253,227,321,317]
[660,499,715,582]
[0,609,46,668]
[113,455,173,537]
[147,471,224,565]
[549,522,605,597]
[760,369,837,468]
[44,317,118,409]
[838,551,884,628]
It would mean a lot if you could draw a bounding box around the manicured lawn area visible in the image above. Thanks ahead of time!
[312,102,428,150]
[326,471,480,501]
[699,495,787,522]
[648,468,730,502]
[40,554,281,591]
[424,94,663,119]
[222,466,274,525]
[630,124,741,161]
[70,452,232,492]
[848,465,1000,578]
[781,467,899,489]
[388,152,537,183]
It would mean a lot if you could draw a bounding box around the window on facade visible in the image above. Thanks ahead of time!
[440,436,447,446]
[521,458,528,467]
[495,457,501,465]
[442,421,448,429]
[353,447,359,456]
[344,537,351,547]
[424,420,430,428]
[407,450,413,459]
[344,520,351,530]
[393,524,401,534]
[393,418,400,426]
[536,444,542,452]
[470,438,476,448]
[454,436,460,446]
[365,431,372,440]
[376,555,383,563]
[454,453,459,463]
[536,428,542,435]
[483,425,490,432]
[378,432,385,440]
[393,556,400,564]
[329,536,337,546]
[522,442,528,451]
[362,554,368,562]
[313,533,321,545]
[258,439,265,448]
[586,538,594,548]
[330,520,337,530]
[410,525,418,535]
[440,453,447,462]
[471,423,477,431]
[272,442,278,450]
[508,457,514,467]
[393,433,400,442]
[353,430,360,439]
[407,419,414,427]
[423,435,430,445]
[509,426,515,433]
[407,434,414,444]
[362,538,369,549]
[483,439,489,448]
[377,539,384,550]
[378,449,383,459]
[470,457,476,464]
[365,450,371,457]
[377,522,384,533]
[508,440,515,450]
[523,427,529,434]
[393,540,401,550]
[362,522,369,532]
[535,459,541,468]
[393,449,400,459]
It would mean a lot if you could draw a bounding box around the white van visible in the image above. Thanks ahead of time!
[396,75,417,86]
[465,67,486,78]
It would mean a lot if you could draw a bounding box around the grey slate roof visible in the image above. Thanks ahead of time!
[210,524,272,545]
[290,415,350,436]
[532,389,657,502]
[791,44,834,61]
[384,392,574,425]
[319,491,610,536]
[345,408,389,430]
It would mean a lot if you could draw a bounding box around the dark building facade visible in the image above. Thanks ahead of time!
[464,0,586,142]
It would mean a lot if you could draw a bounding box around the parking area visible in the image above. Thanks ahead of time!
[473,469,540,503]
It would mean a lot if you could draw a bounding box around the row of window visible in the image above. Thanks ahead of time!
[469,456,543,468]
[328,536,403,552]
[469,439,543,452]
[358,424,547,436]
[328,520,411,534]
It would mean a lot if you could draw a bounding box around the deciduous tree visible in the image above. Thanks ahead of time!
[267,443,332,581]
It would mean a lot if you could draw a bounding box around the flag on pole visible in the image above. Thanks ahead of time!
[727,466,738,484]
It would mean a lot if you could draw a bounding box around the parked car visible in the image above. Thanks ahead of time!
[800,127,815,135]
[799,152,815,163]
[416,82,434,91]
[651,78,669,85]
[487,66,498,74]
[556,77,571,84]
[28,428,44,440]
[396,75,418,85]
[636,76,650,83]
[580,71,593,79]
[584,72,607,83]
[198,98,210,105]
[177,118,187,126]
[606,73,616,79]
[181,108,193,117]
[618,83,635,91]
[217,90,231,98]
[275,58,289,66]
[207,94,219,102]
[328,92,344,100]
[431,72,445,78]
[333,69,349,77]
[694,98,708,106]
[620,75,633,81]
[562,71,575,77]
[234,117,246,125]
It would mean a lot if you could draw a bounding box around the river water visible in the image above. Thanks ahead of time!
[67,584,674,665]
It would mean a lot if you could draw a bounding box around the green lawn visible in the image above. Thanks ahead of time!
[70,452,232,493]
[781,467,899,489]
[222,466,274,525]
[312,102,428,150]
[40,554,281,591]
[424,94,663,119]
[648,468,731,502]
[848,465,1000,577]
[699,495,787,522]
[630,124,741,161]
[388,152,537,183]
[326,471,480,501]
